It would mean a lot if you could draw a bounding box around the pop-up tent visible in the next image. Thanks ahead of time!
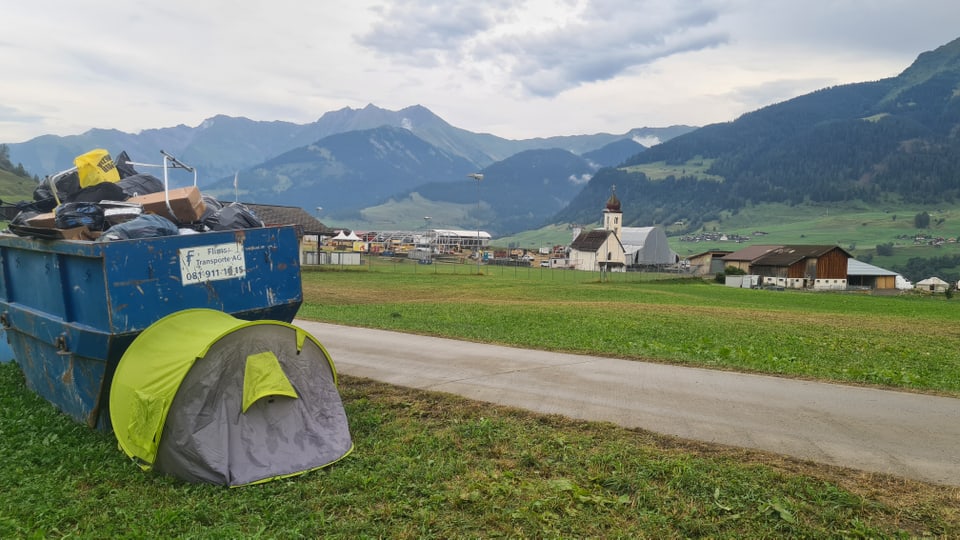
[109,309,353,486]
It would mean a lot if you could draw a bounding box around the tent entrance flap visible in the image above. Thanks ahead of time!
[110,308,353,486]
[243,351,299,413]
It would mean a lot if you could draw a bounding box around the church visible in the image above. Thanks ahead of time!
[568,188,677,272]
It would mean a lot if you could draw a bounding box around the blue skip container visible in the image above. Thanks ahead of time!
[0,225,303,430]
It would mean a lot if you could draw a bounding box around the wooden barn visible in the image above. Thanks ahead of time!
[750,245,851,290]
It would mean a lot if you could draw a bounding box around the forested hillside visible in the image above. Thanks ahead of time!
[560,37,960,228]
[408,148,596,235]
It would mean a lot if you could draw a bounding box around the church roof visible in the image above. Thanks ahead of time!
[570,229,615,251]
[605,191,621,212]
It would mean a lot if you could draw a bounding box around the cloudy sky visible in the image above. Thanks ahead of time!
[2,1,958,143]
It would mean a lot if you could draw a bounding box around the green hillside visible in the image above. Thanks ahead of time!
[0,143,37,204]
[621,157,723,181]
[0,170,36,202]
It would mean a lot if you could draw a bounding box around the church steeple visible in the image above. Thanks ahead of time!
[605,185,621,212]
[602,185,622,239]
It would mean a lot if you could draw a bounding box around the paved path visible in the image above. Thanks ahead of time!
[295,320,960,486]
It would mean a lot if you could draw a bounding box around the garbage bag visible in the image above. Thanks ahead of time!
[114,151,139,179]
[96,214,179,242]
[74,149,120,188]
[117,173,164,198]
[66,181,128,204]
[55,202,105,231]
[33,170,81,210]
[199,195,223,224]
[9,209,40,227]
[204,202,264,231]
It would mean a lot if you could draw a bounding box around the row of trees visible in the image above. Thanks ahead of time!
[891,254,960,285]
[0,144,32,178]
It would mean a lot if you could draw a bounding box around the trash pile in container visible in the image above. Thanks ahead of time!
[4,149,263,241]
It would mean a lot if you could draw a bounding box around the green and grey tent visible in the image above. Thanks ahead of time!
[110,309,353,486]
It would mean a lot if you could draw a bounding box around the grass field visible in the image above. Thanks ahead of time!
[300,260,960,395]
[2,259,959,537]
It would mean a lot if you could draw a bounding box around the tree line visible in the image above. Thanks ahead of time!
[0,144,33,179]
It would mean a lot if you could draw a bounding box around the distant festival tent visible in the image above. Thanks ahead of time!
[331,230,361,243]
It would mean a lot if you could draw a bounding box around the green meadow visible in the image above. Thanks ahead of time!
[621,157,725,182]
[300,260,960,394]
[1,259,958,538]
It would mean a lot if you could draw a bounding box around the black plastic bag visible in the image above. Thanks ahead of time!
[117,173,164,198]
[96,214,179,242]
[66,181,127,204]
[32,170,81,211]
[55,202,105,230]
[204,202,264,231]
[198,195,223,224]
[114,151,139,179]
[10,209,40,227]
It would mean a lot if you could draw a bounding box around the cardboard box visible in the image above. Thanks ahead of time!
[8,224,99,241]
[127,186,205,223]
[58,226,101,241]
[26,212,57,228]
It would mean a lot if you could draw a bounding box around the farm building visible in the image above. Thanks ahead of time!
[719,245,783,273]
[915,276,950,293]
[686,250,733,276]
[846,259,900,291]
[719,244,853,290]
[749,245,851,290]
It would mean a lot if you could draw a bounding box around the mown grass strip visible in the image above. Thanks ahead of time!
[1,364,957,538]
[299,265,960,394]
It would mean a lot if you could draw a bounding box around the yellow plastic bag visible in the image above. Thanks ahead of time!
[74,148,120,188]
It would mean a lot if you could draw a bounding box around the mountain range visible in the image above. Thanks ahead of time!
[5,35,960,237]
[5,106,688,234]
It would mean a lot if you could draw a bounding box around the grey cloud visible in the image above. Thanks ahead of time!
[504,29,728,97]
[356,0,504,66]
[359,0,729,96]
